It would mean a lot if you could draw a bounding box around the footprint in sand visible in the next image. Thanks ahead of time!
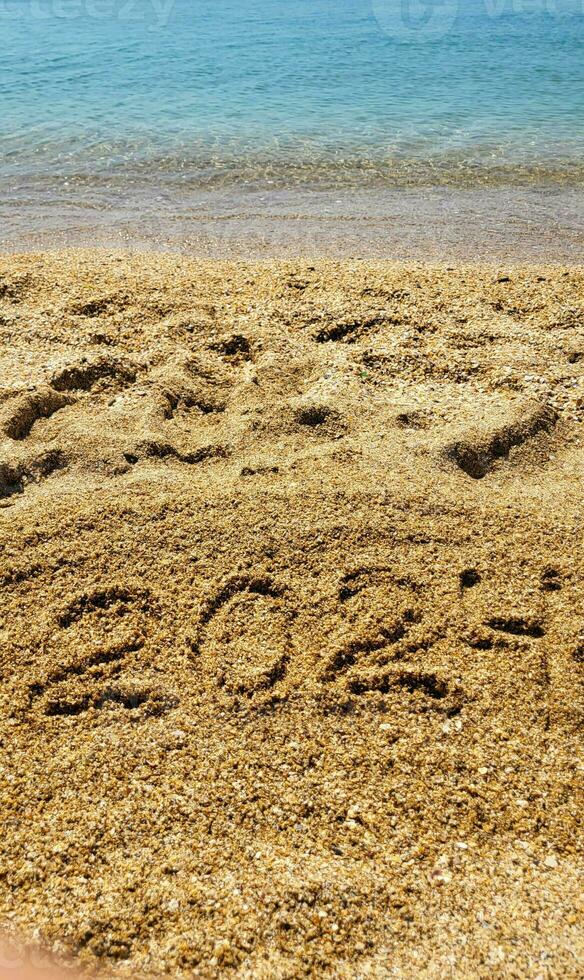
[443,399,558,479]
[208,333,253,362]
[0,386,73,441]
[0,449,68,502]
[50,354,138,393]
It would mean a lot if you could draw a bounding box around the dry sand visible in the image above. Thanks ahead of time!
[0,251,582,977]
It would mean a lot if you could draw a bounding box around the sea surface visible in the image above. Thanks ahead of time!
[1,0,583,257]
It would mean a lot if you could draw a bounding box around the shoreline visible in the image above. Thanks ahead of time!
[1,184,583,263]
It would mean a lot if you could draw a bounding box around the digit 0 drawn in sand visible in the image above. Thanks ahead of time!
[27,585,178,720]
[192,575,293,696]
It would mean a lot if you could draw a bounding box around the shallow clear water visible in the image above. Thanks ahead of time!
[1,0,583,252]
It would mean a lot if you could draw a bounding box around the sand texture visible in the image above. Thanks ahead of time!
[0,252,582,977]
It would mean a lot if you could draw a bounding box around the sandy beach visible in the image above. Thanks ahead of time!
[0,250,582,977]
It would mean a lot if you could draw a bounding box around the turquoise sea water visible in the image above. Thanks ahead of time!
[1,0,583,253]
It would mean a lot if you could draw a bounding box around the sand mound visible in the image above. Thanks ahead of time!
[0,252,582,977]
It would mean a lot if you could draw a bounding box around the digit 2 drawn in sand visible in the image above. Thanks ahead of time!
[27,585,178,720]
[320,566,424,681]
[320,566,463,713]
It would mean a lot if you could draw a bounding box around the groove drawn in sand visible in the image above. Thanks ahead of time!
[162,390,226,420]
[445,401,558,479]
[1,387,72,440]
[124,440,229,467]
[0,561,43,588]
[540,568,563,592]
[40,682,176,719]
[348,668,446,698]
[314,316,383,344]
[346,667,464,715]
[465,629,494,651]
[56,584,152,629]
[38,636,143,687]
[0,449,67,500]
[338,566,423,602]
[28,585,176,720]
[193,575,292,695]
[240,463,280,477]
[50,356,137,393]
[486,616,545,638]
[209,334,252,360]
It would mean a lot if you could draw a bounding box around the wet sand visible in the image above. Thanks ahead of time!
[1,186,583,264]
[0,251,582,977]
